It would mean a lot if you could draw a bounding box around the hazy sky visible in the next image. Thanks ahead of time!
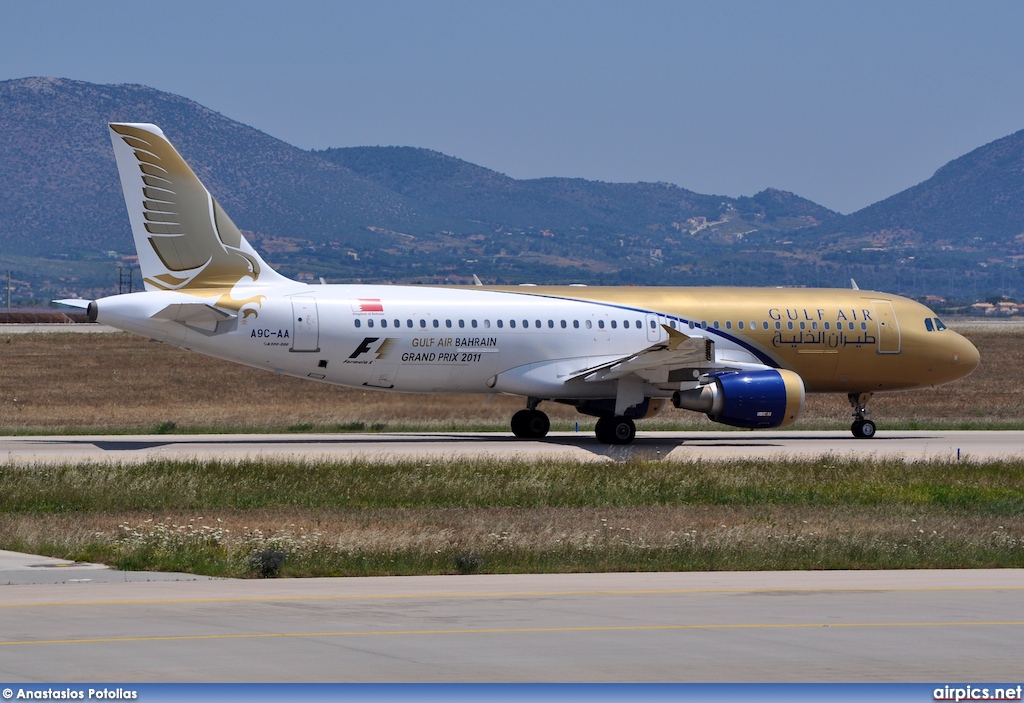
[4,1,1024,213]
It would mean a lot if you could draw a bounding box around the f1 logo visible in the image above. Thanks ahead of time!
[349,337,380,359]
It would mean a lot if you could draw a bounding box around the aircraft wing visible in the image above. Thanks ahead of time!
[568,325,716,384]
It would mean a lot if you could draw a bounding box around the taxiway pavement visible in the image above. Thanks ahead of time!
[1,568,1021,682]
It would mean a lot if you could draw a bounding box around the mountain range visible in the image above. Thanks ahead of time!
[1,77,1021,304]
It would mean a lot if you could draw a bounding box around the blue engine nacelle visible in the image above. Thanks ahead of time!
[671,368,805,429]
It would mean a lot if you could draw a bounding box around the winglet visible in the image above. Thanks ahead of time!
[661,324,690,351]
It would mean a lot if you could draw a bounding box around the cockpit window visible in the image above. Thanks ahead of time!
[934,318,947,331]
[924,318,934,332]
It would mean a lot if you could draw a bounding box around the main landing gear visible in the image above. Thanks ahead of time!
[511,398,550,439]
[848,392,876,439]
[594,416,636,445]
[509,399,637,445]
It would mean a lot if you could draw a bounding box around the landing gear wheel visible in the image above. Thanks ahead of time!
[848,392,876,439]
[594,416,636,445]
[511,409,550,439]
[851,419,876,439]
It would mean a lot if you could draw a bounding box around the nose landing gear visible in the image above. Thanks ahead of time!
[849,392,876,439]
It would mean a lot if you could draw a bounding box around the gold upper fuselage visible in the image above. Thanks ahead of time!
[490,285,980,394]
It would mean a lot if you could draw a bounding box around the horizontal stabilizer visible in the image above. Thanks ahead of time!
[53,299,92,309]
[151,303,236,332]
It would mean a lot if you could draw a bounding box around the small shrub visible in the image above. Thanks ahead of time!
[454,550,484,574]
[248,548,287,578]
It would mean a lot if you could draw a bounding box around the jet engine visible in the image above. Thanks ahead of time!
[672,368,804,429]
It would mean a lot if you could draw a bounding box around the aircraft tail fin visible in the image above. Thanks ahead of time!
[108,123,290,295]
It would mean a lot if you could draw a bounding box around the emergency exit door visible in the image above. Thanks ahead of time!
[871,300,901,354]
[290,296,320,352]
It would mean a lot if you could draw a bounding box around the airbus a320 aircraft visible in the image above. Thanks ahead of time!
[60,123,980,444]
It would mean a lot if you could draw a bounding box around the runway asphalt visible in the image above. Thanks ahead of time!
[1,565,1021,682]
[1,429,1021,463]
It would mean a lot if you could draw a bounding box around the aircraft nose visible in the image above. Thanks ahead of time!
[950,332,980,378]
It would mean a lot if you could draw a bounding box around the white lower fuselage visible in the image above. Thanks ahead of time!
[92,281,979,405]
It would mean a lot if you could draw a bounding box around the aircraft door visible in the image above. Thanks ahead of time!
[871,300,901,354]
[290,296,320,352]
[646,314,661,342]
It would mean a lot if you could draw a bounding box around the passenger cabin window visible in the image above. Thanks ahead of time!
[458,319,465,328]
[497,320,503,328]
[472,320,479,328]
[738,321,744,330]
[573,320,579,328]
[623,320,629,329]
[420,319,426,328]
[433,319,440,328]
[367,319,374,328]
[354,319,361,328]
[586,320,592,329]
[484,320,491,328]
[381,319,387,328]
[611,320,617,329]
[762,321,769,330]
[598,320,605,329]
[510,320,516,328]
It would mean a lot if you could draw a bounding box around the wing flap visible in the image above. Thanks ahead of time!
[568,325,715,384]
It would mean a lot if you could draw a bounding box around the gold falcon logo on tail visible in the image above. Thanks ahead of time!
[109,123,287,315]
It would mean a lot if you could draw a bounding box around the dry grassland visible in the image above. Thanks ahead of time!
[0,327,1018,433]
[2,455,1023,576]
[4,505,1022,576]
